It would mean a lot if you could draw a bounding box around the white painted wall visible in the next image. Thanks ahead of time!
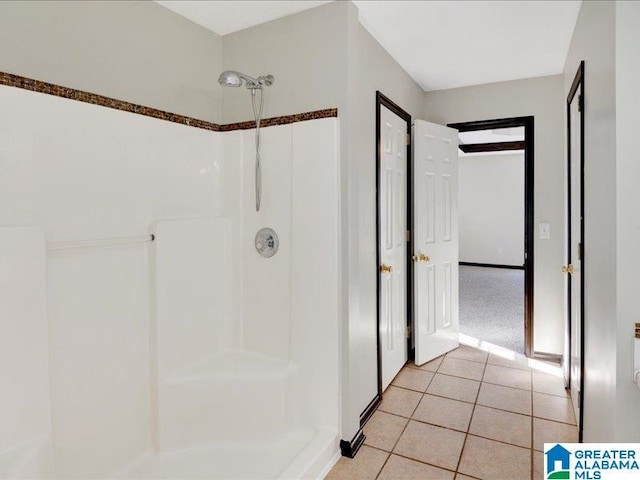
[346,17,426,437]
[564,0,640,444]
[220,1,349,125]
[563,0,617,442]
[425,75,565,355]
[459,153,525,266]
[0,1,223,122]
[221,1,426,444]
[614,1,640,442]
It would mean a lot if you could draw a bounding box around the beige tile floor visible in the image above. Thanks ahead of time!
[325,342,578,480]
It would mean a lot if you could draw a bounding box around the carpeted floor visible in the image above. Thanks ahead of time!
[459,265,525,354]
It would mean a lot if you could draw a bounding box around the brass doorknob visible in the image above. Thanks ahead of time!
[562,264,574,275]
[380,264,393,274]
[412,253,431,263]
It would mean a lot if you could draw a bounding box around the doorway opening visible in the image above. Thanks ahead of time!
[448,117,534,357]
[369,91,462,426]
[363,91,412,427]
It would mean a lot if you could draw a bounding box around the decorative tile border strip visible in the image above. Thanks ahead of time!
[219,108,338,131]
[0,71,337,132]
[0,71,220,131]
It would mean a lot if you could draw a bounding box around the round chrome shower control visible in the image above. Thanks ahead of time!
[255,228,279,258]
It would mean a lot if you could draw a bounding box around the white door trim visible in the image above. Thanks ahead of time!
[368,92,412,425]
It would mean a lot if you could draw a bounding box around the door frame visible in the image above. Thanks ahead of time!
[448,116,535,358]
[361,91,412,427]
[567,61,585,441]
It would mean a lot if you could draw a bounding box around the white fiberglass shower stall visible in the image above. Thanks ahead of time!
[0,83,341,479]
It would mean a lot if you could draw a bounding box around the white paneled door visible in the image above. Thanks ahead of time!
[412,120,460,366]
[379,105,408,390]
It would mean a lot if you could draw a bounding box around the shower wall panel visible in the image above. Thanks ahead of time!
[0,81,341,479]
[0,84,231,478]
[290,118,341,430]
[238,124,293,361]
[155,217,235,378]
[0,227,53,479]
[231,118,341,428]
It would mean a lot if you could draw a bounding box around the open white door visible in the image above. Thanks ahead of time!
[413,120,459,365]
[379,104,408,390]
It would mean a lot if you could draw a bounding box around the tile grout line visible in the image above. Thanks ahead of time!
[531,368,535,480]
[372,362,485,479]
[398,372,480,392]
[372,350,567,479]
[374,365,535,479]
[335,347,568,479]
[453,352,489,478]
[401,367,573,405]
[366,445,466,478]
[464,432,532,451]
[376,411,537,451]
[440,407,573,428]
[383,379,577,426]
[373,363,438,480]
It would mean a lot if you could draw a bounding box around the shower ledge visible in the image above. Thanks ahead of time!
[109,426,338,480]
[163,349,296,384]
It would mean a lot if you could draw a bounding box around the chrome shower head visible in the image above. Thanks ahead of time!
[218,70,274,90]
[218,70,274,212]
[218,70,244,87]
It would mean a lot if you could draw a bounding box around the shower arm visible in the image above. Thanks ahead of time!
[217,71,273,211]
[247,75,274,91]
[230,71,273,91]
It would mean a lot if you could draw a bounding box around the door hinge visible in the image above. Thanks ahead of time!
[578,94,584,112]
[406,133,411,146]
[405,230,411,242]
[405,326,411,338]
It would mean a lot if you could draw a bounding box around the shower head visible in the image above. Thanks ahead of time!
[218,70,274,90]
[218,70,274,212]
[218,70,244,87]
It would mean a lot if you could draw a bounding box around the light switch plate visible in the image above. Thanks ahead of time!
[539,223,550,240]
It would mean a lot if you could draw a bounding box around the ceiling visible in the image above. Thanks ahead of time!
[156,0,582,92]
[156,1,332,36]
[354,1,581,91]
